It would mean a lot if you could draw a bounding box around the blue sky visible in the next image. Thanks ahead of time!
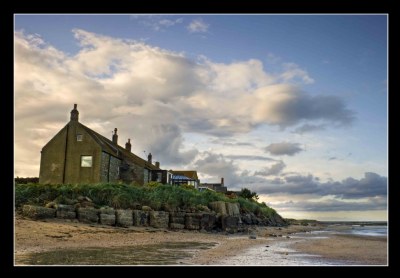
[14,14,387,220]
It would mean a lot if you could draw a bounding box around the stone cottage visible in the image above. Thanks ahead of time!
[39,104,169,185]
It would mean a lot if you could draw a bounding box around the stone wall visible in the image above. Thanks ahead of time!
[20,201,285,232]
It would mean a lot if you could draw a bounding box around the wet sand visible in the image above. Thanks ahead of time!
[14,217,387,266]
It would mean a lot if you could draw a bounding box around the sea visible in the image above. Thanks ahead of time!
[214,222,387,266]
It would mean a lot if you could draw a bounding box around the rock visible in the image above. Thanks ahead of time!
[76,208,99,223]
[196,205,211,212]
[56,204,76,219]
[286,236,290,238]
[99,213,115,226]
[241,214,252,225]
[209,201,227,215]
[22,205,56,219]
[141,206,152,211]
[200,213,217,231]
[79,201,94,208]
[45,202,57,208]
[185,213,201,230]
[149,211,169,228]
[115,209,133,227]
[225,203,240,216]
[77,196,92,202]
[249,235,257,239]
[169,223,185,229]
[221,215,239,232]
[133,210,149,226]
[99,208,115,226]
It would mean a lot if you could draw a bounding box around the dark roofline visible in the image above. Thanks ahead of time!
[77,122,160,170]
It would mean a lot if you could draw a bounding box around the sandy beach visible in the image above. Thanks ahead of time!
[14,217,387,266]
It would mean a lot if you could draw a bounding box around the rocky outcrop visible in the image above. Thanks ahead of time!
[200,213,217,231]
[56,204,76,219]
[22,205,56,219]
[133,210,149,226]
[149,211,169,228]
[225,203,240,216]
[115,209,133,227]
[99,208,115,226]
[208,201,227,215]
[221,215,240,233]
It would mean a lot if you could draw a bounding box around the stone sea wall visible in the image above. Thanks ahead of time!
[21,200,285,232]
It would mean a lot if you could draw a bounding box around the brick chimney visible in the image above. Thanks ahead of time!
[221,177,224,185]
[70,104,79,121]
[125,139,131,152]
[147,153,152,164]
[112,128,118,144]
[155,161,160,168]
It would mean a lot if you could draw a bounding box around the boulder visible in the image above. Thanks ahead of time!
[225,203,240,216]
[141,206,152,211]
[185,213,201,230]
[200,213,217,231]
[209,201,227,215]
[22,205,56,219]
[133,210,149,226]
[149,211,169,228]
[56,204,76,219]
[99,208,115,226]
[115,209,133,227]
[77,208,99,223]
[241,214,252,225]
[221,215,240,232]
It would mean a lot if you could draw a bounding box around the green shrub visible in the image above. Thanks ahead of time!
[14,183,280,219]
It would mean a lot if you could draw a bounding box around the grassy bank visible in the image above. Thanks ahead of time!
[15,183,278,219]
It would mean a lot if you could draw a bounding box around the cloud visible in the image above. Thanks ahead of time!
[225,155,277,161]
[270,196,387,212]
[280,63,314,84]
[187,18,209,33]
[293,124,326,134]
[251,85,355,127]
[265,142,303,156]
[254,161,286,176]
[14,29,356,177]
[130,15,183,31]
[250,172,387,199]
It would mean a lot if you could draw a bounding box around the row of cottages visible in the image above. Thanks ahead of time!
[39,104,200,187]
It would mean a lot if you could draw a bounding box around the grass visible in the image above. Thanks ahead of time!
[15,183,279,219]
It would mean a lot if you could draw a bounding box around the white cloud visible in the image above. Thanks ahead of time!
[130,15,183,31]
[14,29,355,178]
[280,63,314,84]
[187,18,209,33]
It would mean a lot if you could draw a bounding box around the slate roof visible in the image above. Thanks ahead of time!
[77,122,160,170]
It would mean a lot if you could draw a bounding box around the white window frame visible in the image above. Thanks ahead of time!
[81,156,93,167]
[77,134,83,141]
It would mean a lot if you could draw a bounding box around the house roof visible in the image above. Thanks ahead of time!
[170,170,199,180]
[76,121,160,170]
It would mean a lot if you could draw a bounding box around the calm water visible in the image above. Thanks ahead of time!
[349,225,387,237]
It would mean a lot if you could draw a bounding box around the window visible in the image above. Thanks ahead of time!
[81,156,92,167]
[77,134,83,141]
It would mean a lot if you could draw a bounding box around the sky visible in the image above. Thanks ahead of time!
[14,14,388,221]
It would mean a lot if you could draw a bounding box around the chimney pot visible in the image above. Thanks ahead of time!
[147,153,152,164]
[221,177,224,185]
[125,138,131,152]
[70,104,79,121]
[112,128,118,144]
